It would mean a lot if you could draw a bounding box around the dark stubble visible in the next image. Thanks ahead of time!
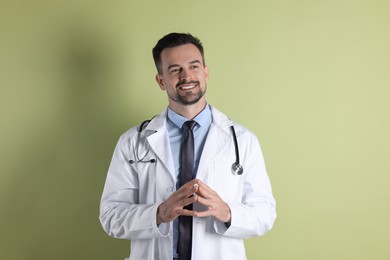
[169,80,207,105]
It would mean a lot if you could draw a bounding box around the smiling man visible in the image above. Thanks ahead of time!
[155,39,208,114]
[99,33,276,260]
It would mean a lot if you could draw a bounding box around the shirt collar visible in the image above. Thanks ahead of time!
[167,104,212,129]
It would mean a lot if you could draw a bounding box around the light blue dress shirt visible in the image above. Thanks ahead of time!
[166,104,212,258]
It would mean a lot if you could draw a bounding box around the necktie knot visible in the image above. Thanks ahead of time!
[182,120,197,131]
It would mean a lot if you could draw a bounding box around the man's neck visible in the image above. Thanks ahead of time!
[168,101,207,120]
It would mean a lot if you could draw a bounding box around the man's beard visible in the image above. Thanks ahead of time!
[169,81,206,105]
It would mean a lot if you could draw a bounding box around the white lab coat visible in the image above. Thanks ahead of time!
[99,106,276,260]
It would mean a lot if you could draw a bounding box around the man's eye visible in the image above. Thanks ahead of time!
[170,68,180,74]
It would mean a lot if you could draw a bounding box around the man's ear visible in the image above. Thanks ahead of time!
[155,74,165,90]
[204,65,209,82]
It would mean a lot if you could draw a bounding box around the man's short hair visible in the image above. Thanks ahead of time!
[152,32,205,74]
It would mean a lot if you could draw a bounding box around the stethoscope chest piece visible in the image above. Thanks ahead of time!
[230,125,244,175]
[231,162,244,175]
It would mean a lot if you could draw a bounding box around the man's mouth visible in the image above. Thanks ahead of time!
[178,84,197,90]
[177,81,199,91]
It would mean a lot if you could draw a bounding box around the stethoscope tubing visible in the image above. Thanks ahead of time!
[230,125,244,175]
[129,119,244,175]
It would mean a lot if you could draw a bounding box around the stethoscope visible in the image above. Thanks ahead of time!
[129,119,244,175]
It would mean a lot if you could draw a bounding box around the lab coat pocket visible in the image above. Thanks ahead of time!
[131,159,159,204]
[212,154,244,202]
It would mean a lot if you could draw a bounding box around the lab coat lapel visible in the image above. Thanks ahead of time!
[197,107,232,179]
[145,111,176,182]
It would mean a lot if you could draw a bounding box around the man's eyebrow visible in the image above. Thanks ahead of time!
[167,60,202,70]
[167,64,180,70]
[189,60,202,65]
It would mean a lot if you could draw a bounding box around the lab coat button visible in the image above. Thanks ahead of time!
[167,187,174,192]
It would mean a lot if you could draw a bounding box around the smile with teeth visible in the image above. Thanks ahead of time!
[178,84,197,90]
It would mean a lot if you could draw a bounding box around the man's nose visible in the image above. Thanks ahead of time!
[180,68,193,81]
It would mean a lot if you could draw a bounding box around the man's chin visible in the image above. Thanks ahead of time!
[178,93,204,105]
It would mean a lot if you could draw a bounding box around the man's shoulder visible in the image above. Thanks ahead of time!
[118,109,168,141]
[210,106,256,135]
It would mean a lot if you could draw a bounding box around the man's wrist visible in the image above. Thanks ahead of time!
[156,204,164,225]
[224,203,232,223]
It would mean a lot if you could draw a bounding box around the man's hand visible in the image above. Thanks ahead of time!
[156,179,199,224]
[194,180,231,223]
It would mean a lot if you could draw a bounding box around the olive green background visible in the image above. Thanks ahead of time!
[1,0,389,259]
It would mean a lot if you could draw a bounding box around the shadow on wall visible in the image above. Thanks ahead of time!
[1,24,141,259]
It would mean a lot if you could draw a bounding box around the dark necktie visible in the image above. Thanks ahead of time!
[178,120,197,260]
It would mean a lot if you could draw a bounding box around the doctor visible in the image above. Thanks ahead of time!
[99,33,276,260]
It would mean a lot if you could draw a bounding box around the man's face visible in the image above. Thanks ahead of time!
[156,44,209,109]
